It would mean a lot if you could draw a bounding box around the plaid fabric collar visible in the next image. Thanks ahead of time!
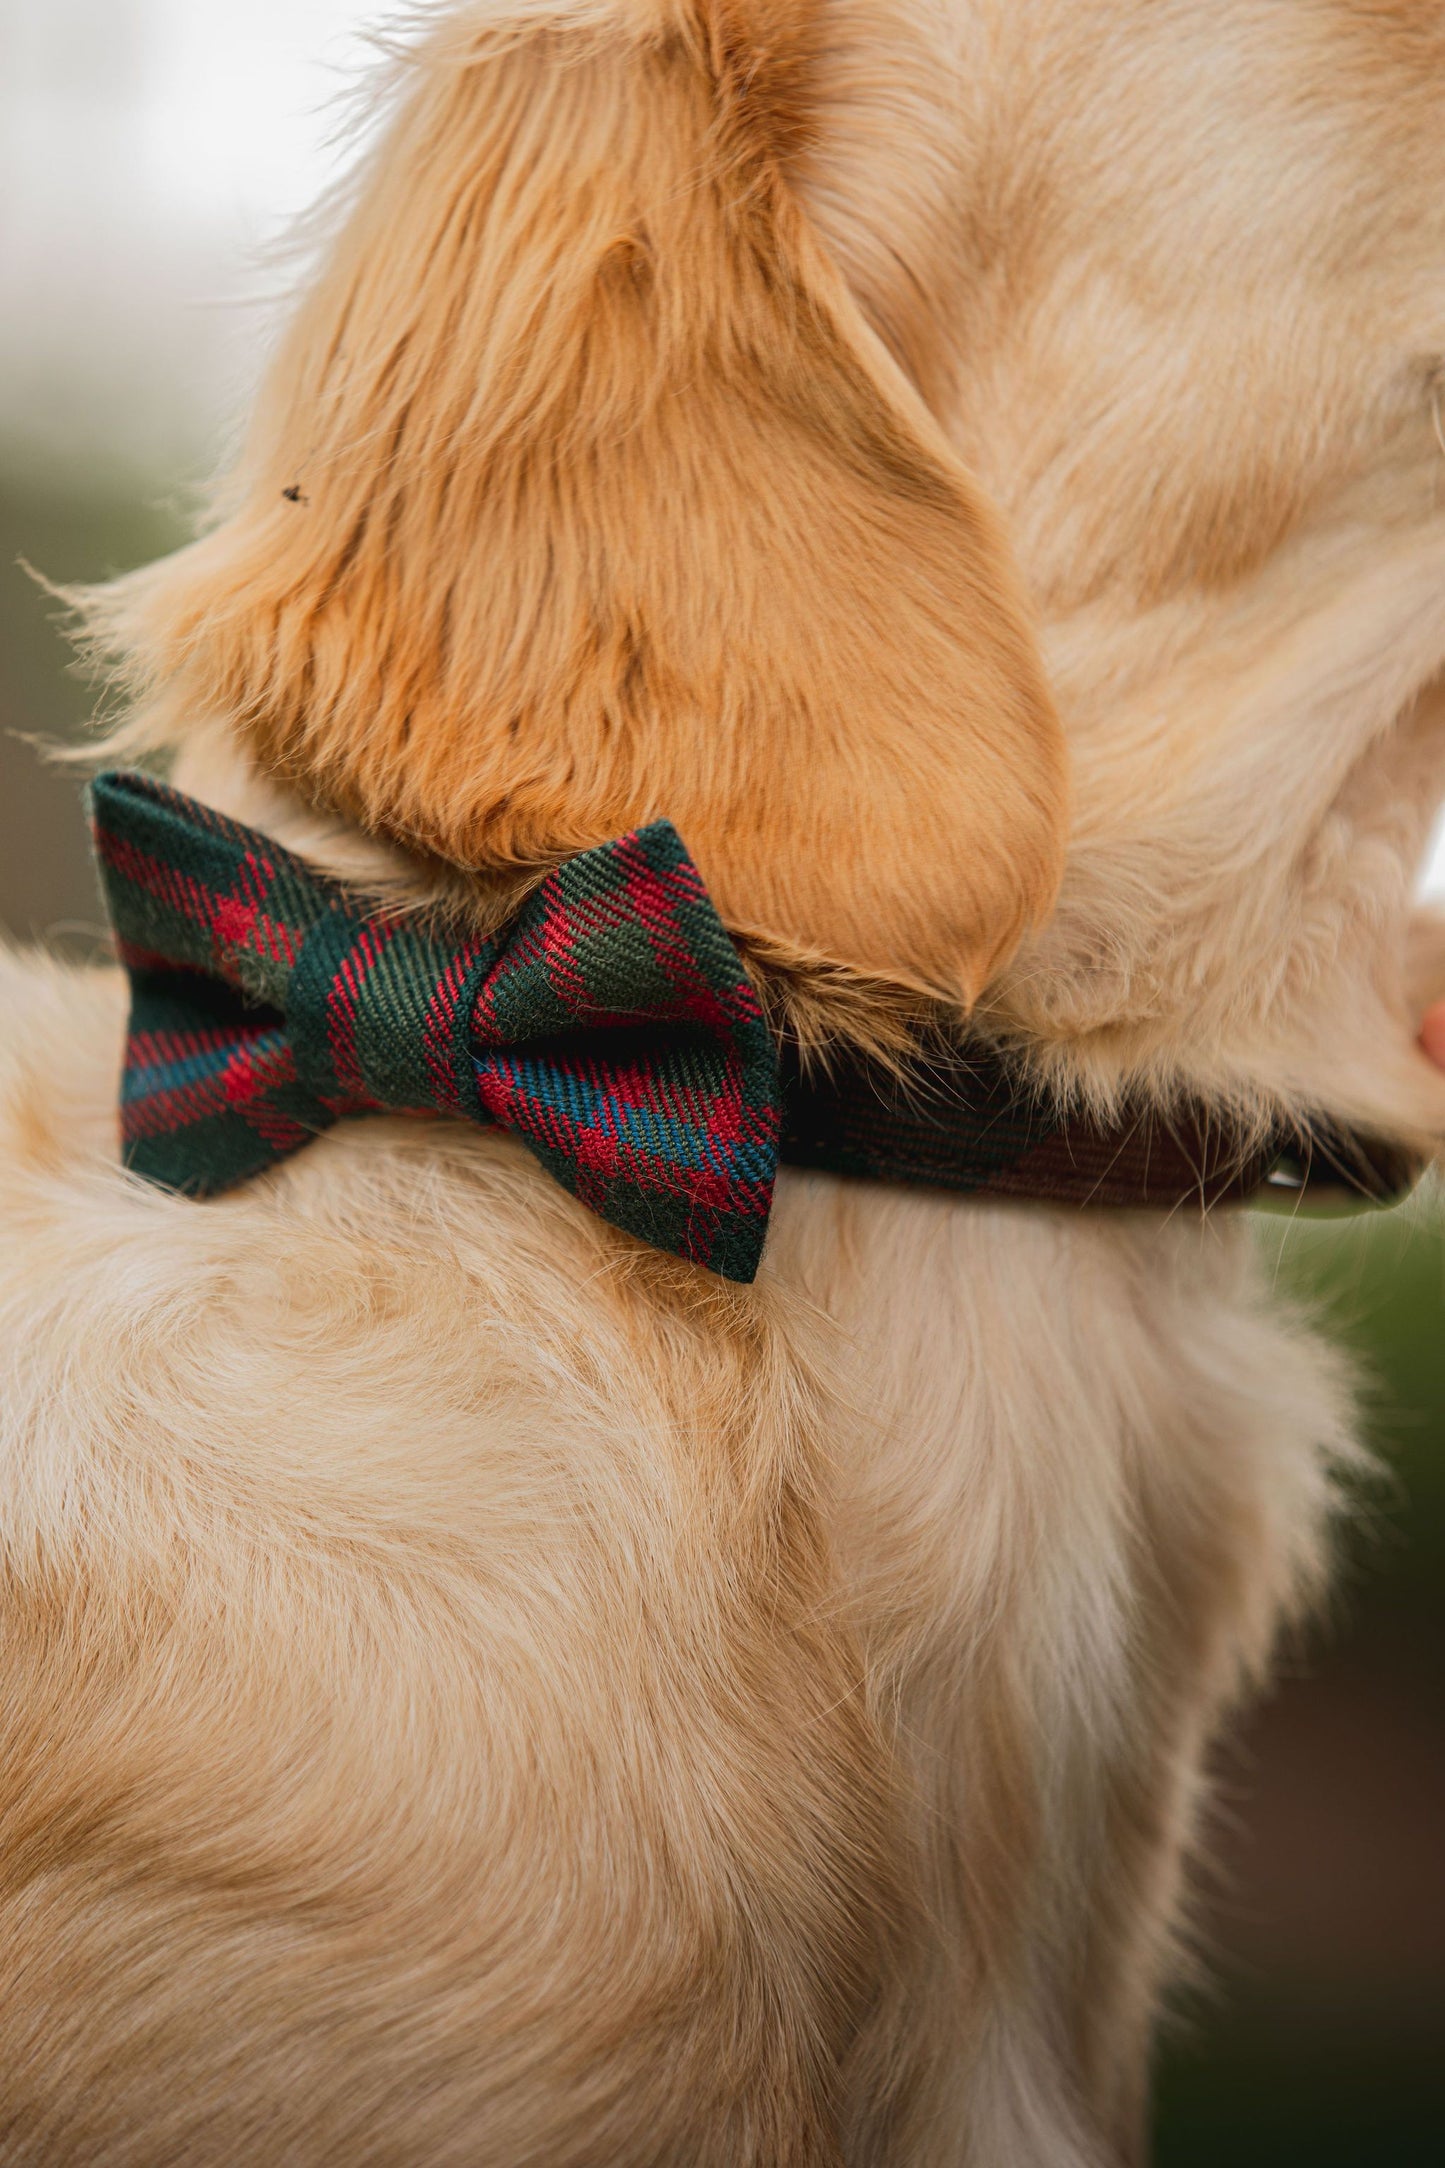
[91,771,1418,1284]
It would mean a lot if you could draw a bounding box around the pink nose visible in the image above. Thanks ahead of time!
[1423,1000,1445,1071]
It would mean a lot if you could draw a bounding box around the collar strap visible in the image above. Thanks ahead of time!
[780,1043,1419,1212]
[90,771,1419,1283]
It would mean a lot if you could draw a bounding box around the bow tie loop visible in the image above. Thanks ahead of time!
[91,771,782,1283]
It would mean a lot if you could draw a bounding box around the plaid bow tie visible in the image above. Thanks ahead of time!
[92,771,781,1282]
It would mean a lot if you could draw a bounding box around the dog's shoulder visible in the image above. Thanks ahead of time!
[0,941,611,1570]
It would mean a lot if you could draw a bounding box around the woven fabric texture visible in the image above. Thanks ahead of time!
[91,772,1416,1283]
[780,1046,1417,1212]
[92,771,780,1282]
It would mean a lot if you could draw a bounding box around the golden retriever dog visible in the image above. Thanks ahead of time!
[3,2,1444,2160]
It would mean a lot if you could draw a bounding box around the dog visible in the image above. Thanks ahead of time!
[2,2,1444,2161]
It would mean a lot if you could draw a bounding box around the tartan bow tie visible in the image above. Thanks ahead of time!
[92,771,780,1282]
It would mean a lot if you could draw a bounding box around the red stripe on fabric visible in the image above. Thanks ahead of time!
[223,1038,295,1107]
[539,892,596,1018]
[678,1214,720,1267]
[226,1040,314,1152]
[122,1037,292,1144]
[474,1067,604,1170]
[238,849,304,969]
[621,855,731,1029]
[99,831,227,942]
[100,830,305,981]
[328,949,361,1093]
[422,941,489,1112]
[630,847,767,1032]
[473,1060,760,1216]
[243,1106,314,1153]
[235,844,278,905]
[474,1066,556,1149]
[123,1073,232,1141]
[325,925,385,1099]
[127,1026,237,1069]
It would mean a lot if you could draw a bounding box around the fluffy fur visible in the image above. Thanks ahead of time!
[3,2,1445,2162]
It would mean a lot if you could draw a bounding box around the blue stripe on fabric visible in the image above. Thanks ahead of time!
[478,1053,770,1182]
[121,1030,289,1105]
[122,1044,234,1104]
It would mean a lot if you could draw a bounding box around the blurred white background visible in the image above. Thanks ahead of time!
[0,0,383,934]
[0,0,375,477]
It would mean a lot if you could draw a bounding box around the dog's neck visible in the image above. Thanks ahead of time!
[168,721,476,914]
[151,716,1431,1214]
[96,752,1423,1246]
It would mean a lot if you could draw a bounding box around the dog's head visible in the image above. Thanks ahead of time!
[92,0,1068,1033]
[92,0,1445,1140]
[880,0,1445,1145]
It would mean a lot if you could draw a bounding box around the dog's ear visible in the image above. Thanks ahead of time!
[106,0,1066,1006]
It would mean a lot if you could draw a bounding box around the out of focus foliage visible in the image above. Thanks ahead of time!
[1159,1204,1445,2166]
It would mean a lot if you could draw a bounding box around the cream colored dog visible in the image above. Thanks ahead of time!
[3,2,1445,2162]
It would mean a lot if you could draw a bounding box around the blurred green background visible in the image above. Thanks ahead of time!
[3,464,1441,2165]
[1157,1207,1445,2165]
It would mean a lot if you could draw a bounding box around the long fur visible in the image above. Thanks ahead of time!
[3,2,1445,2163]
[82,0,1065,1016]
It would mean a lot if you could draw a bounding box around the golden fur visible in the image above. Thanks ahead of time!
[91,0,1065,1013]
[3,2,1445,2161]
